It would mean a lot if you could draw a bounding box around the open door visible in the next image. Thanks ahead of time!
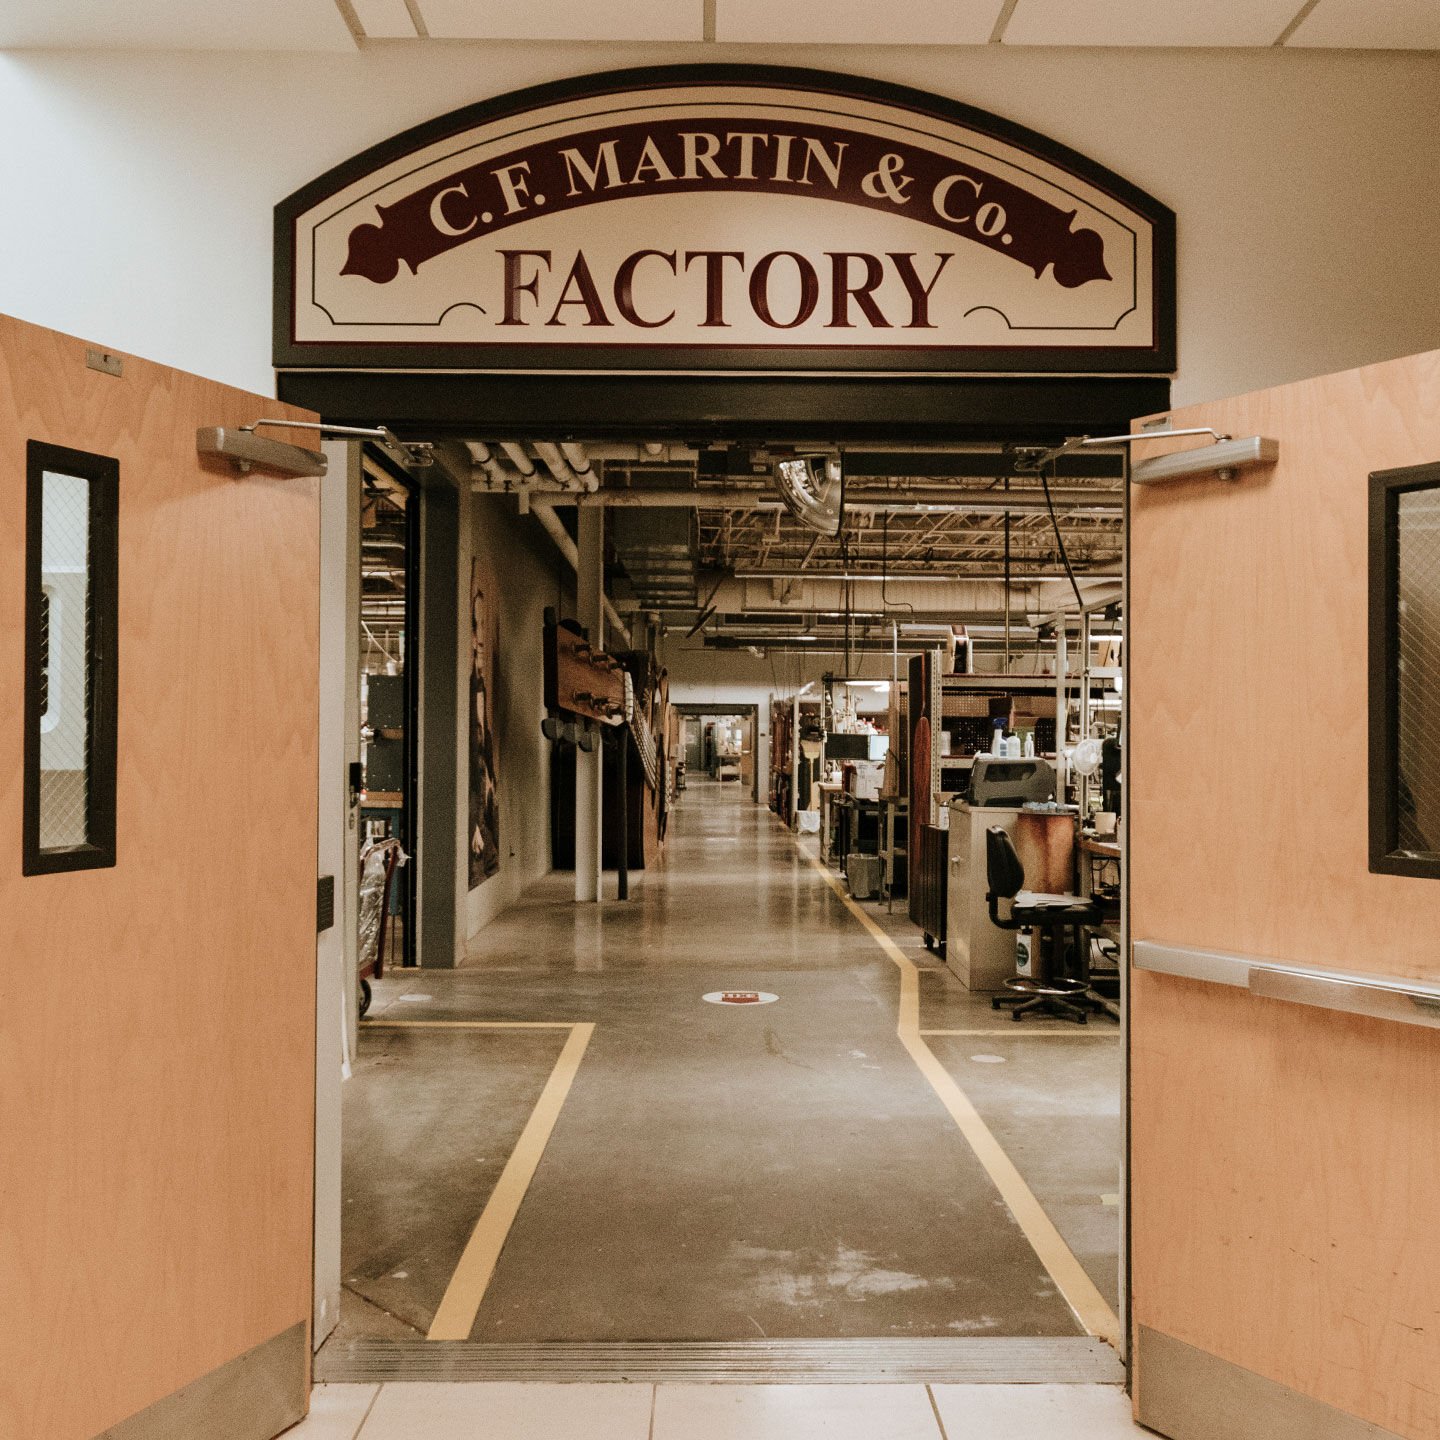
[0,316,320,1439]
[1129,353,1440,1440]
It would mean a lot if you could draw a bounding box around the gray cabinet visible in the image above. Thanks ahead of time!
[945,801,1020,992]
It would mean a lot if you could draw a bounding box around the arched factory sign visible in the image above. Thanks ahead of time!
[275,65,1174,374]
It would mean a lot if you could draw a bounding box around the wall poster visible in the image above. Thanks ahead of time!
[468,558,500,888]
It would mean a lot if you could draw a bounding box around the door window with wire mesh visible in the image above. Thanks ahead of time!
[1370,461,1440,878]
[23,441,118,874]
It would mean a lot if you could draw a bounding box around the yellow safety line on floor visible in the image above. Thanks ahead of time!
[362,1019,577,1029]
[427,1021,595,1340]
[361,1019,596,1341]
[797,845,1122,1348]
[920,1028,1117,1038]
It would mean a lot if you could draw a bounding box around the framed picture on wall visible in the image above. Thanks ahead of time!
[469,558,500,887]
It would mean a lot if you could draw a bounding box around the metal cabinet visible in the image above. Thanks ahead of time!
[946,801,1020,991]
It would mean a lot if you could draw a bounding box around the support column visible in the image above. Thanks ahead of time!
[575,507,604,902]
[419,482,460,961]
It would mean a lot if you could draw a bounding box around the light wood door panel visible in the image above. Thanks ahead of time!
[1130,352,1440,981]
[1130,351,1440,1438]
[0,316,319,1439]
[1131,971,1440,1437]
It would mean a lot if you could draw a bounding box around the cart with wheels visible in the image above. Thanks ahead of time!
[357,838,405,1017]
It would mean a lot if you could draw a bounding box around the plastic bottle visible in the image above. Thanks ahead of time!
[1023,732,1035,759]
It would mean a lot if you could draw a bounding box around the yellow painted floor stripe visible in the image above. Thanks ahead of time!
[797,845,1122,1349]
[920,1028,1117,1038]
[362,1019,577,1029]
[424,1022,596,1341]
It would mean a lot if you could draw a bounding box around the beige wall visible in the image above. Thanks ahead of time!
[0,45,1438,406]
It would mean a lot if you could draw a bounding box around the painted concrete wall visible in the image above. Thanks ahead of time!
[1,44,1438,407]
[463,496,570,942]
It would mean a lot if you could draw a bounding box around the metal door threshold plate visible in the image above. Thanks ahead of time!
[315,1337,1123,1385]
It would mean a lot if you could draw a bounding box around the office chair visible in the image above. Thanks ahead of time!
[984,826,1108,1024]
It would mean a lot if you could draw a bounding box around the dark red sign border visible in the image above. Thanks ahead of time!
[273,64,1175,376]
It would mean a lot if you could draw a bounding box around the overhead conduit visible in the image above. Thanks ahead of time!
[467,439,630,645]
[530,501,633,649]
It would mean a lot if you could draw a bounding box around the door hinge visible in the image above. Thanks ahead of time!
[86,349,124,377]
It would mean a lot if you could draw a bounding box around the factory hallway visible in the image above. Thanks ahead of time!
[328,781,1121,1369]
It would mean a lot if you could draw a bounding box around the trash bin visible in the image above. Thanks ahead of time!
[847,852,882,900]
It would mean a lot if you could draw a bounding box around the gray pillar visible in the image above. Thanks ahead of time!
[419,483,459,961]
[575,507,604,903]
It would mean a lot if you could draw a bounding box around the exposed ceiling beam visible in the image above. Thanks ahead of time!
[523,487,1121,515]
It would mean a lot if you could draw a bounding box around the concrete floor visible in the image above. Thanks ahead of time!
[335,782,1120,1345]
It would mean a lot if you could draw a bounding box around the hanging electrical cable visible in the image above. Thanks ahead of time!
[880,511,916,620]
[1040,458,1087,612]
[1003,477,1013,672]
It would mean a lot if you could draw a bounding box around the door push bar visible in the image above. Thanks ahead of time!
[1134,940,1440,1030]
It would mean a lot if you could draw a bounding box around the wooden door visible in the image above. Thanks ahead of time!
[0,317,320,1440]
[1129,352,1440,1440]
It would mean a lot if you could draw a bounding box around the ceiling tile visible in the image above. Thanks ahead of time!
[717,0,1007,46]
[418,0,703,42]
[1287,0,1440,49]
[351,0,419,39]
[0,0,356,50]
[1002,0,1303,47]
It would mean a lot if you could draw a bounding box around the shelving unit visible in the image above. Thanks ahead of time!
[878,794,908,910]
[925,665,1064,810]
[770,694,822,826]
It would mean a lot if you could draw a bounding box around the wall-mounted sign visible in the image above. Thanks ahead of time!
[276,66,1174,375]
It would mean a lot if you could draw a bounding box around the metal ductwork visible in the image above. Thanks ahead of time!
[612,505,699,611]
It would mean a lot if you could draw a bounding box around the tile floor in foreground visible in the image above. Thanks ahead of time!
[289,1381,1154,1439]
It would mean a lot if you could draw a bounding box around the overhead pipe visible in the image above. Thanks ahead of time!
[529,486,1121,515]
[569,441,697,462]
[532,505,632,647]
[533,440,600,493]
[734,568,1122,583]
[559,441,600,490]
[499,441,540,481]
[468,441,573,511]
[465,440,537,492]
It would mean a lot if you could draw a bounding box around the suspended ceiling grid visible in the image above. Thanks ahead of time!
[6,0,1434,51]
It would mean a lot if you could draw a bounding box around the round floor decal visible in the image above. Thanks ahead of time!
[703,990,779,1006]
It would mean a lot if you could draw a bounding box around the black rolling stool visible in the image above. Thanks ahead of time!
[983,825,1103,1025]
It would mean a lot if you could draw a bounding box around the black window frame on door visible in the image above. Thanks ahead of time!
[1369,458,1440,879]
[23,439,120,876]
